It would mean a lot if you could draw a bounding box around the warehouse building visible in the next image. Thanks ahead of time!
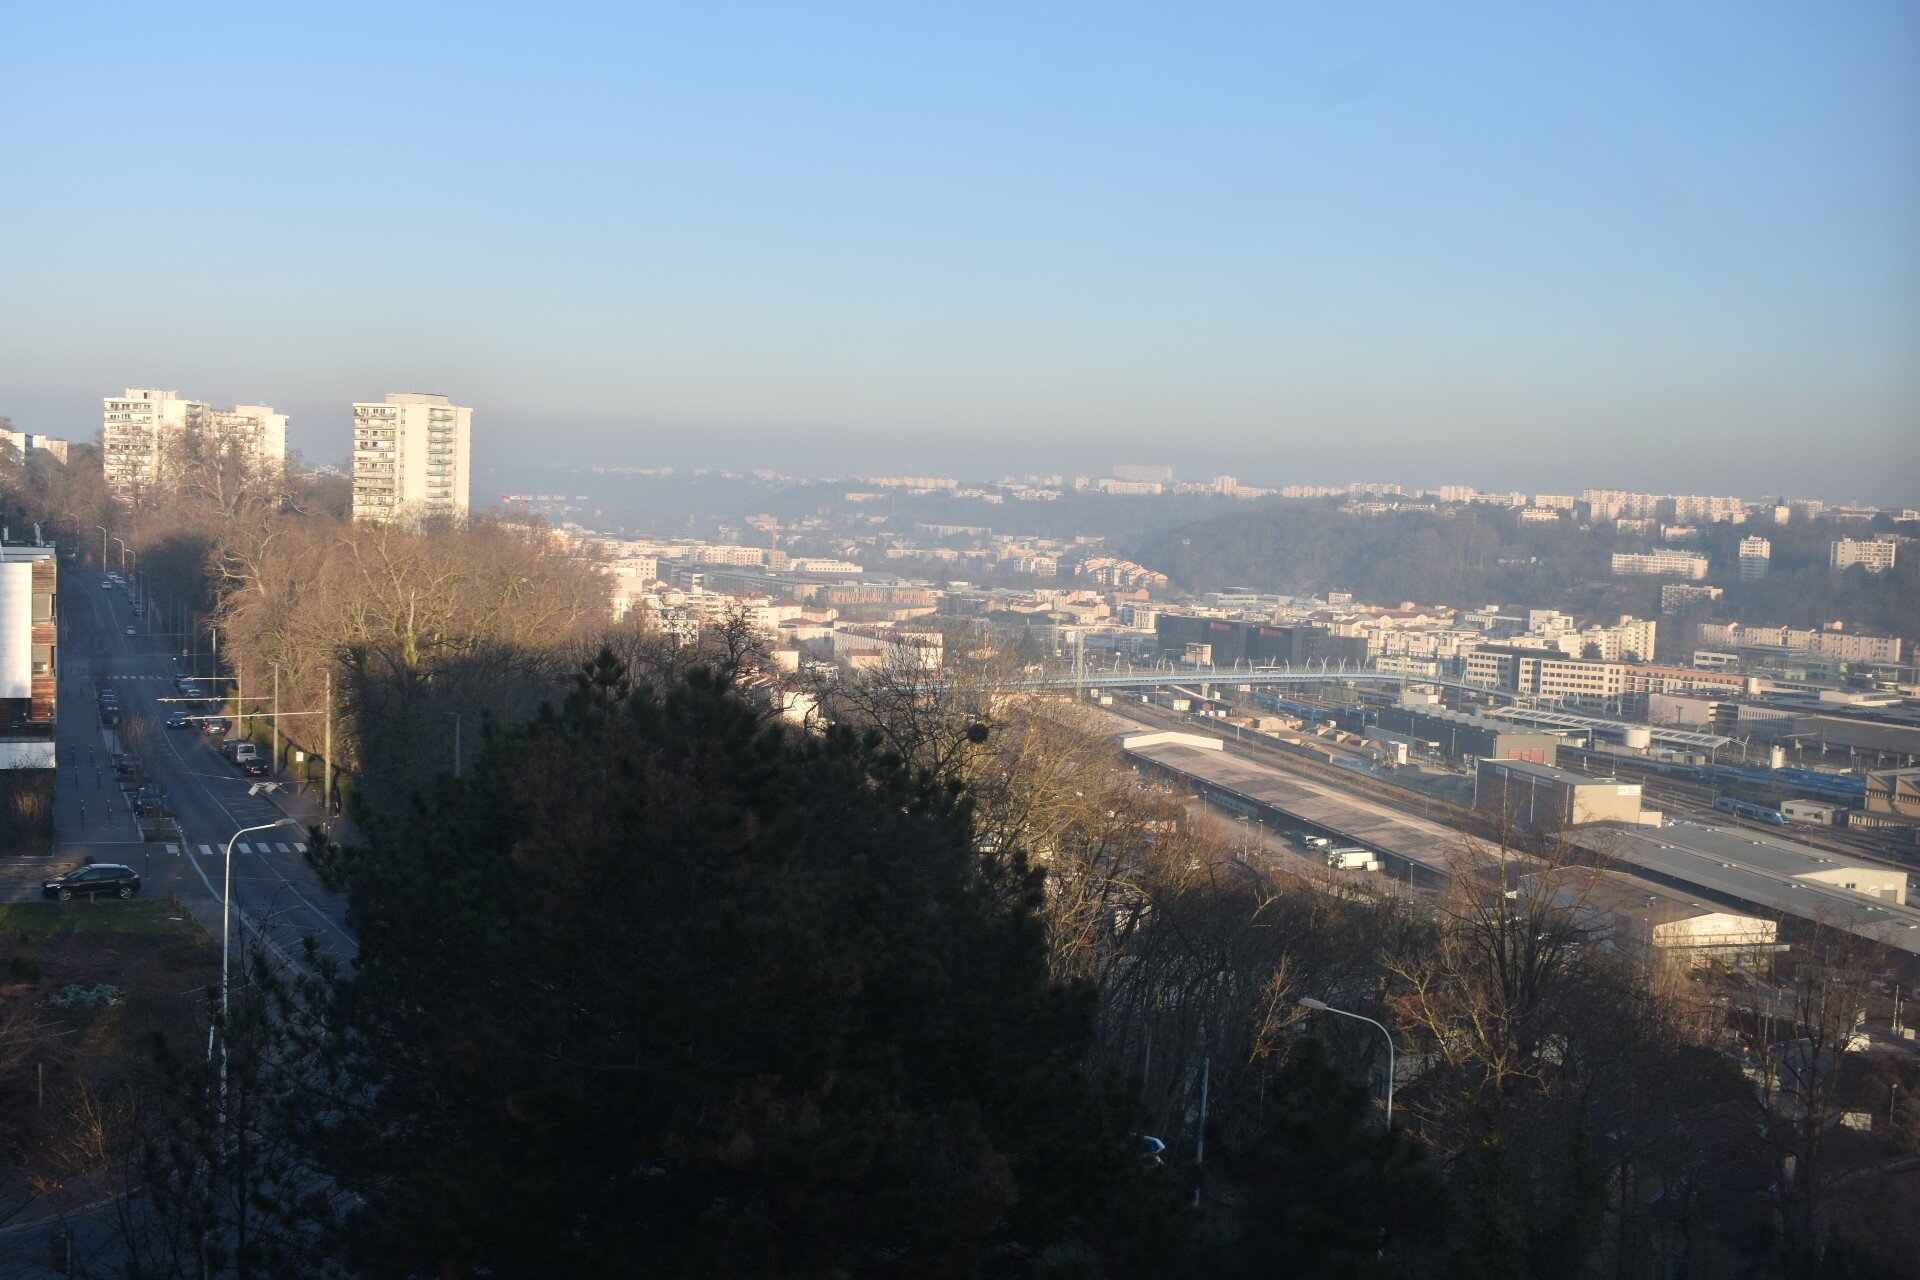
[1475,758,1649,827]
[1535,870,1779,970]
[1373,705,1559,766]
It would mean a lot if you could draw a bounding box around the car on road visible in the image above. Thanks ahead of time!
[123,625,137,636]
[166,711,192,729]
[240,758,270,777]
[101,579,114,589]
[42,863,141,901]
[201,718,231,738]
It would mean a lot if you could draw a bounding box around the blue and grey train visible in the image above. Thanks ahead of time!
[1713,796,1787,825]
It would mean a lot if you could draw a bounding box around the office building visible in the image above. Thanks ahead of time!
[352,393,472,523]
[1830,537,1896,573]
[1737,536,1770,581]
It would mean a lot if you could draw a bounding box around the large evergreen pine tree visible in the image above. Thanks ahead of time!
[302,650,1182,1277]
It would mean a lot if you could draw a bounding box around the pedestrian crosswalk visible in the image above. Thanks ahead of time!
[169,841,309,857]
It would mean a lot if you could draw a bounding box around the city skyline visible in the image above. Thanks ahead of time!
[4,4,1917,501]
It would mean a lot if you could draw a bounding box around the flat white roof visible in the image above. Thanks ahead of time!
[1585,823,1920,955]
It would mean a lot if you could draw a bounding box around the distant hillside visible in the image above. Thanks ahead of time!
[1135,503,1920,646]
[1136,503,1612,604]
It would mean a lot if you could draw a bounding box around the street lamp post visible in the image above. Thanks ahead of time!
[208,818,301,1076]
[94,525,107,569]
[1299,996,1396,1124]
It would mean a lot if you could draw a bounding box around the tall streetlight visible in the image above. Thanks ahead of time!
[208,818,301,1074]
[112,538,131,574]
[1299,996,1396,1124]
[94,524,108,568]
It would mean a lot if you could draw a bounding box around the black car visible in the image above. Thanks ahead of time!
[239,758,270,777]
[42,863,141,902]
[166,711,191,729]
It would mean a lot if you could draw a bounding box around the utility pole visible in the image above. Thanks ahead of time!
[452,711,462,778]
[1193,1055,1210,1208]
[272,663,281,773]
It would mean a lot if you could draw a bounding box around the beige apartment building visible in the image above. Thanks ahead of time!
[351,393,472,523]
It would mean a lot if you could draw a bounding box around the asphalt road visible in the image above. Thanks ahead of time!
[2,563,355,973]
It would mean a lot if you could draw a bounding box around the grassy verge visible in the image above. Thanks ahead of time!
[0,898,208,939]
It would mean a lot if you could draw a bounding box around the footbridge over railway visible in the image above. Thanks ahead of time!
[990,661,1519,702]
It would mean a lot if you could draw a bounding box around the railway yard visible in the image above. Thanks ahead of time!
[1097,688,1920,958]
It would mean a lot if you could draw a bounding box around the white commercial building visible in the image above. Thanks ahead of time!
[1737,536,1770,581]
[352,393,472,523]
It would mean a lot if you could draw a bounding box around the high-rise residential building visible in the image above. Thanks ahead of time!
[207,405,288,473]
[1,429,70,465]
[351,393,472,523]
[1610,549,1709,580]
[1671,495,1747,524]
[101,388,287,502]
[1738,536,1771,581]
[1829,537,1896,574]
[102,388,208,500]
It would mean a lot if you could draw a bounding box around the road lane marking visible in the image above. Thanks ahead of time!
[166,844,179,854]
[198,844,214,857]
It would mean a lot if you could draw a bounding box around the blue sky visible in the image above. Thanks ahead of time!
[3,2,1915,500]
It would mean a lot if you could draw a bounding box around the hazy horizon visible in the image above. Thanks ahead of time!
[5,3,1916,503]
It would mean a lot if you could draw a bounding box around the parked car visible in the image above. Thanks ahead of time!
[201,718,230,738]
[240,758,270,777]
[166,711,192,729]
[42,863,141,901]
[123,625,137,636]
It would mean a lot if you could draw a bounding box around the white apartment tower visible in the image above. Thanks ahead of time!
[1830,537,1896,574]
[207,405,288,473]
[1738,536,1771,581]
[352,393,472,523]
[102,389,208,499]
[102,388,288,502]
